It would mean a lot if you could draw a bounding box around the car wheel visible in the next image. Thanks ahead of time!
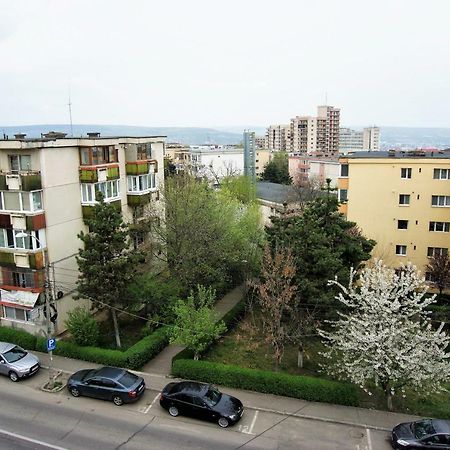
[9,371,19,382]
[168,406,179,417]
[69,387,80,397]
[113,396,124,406]
[218,417,229,428]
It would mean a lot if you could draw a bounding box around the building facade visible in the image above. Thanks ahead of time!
[243,131,256,181]
[339,127,380,153]
[338,149,450,277]
[0,132,165,335]
[267,125,291,152]
[289,154,340,187]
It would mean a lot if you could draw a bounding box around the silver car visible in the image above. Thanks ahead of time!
[0,342,40,382]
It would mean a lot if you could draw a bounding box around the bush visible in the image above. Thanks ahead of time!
[125,327,169,369]
[172,359,359,407]
[64,307,100,346]
[0,327,37,350]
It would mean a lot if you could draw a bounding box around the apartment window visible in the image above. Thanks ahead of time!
[338,189,348,202]
[137,144,152,161]
[0,229,44,251]
[0,191,43,213]
[79,146,118,166]
[429,221,450,232]
[431,195,450,207]
[81,180,120,203]
[401,168,412,179]
[127,173,156,193]
[399,194,410,205]
[427,247,448,258]
[397,220,408,230]
[340,164,349,177]
[433,168,449,180]
[9,155,31,172]
[2,306,30,322]
[396,245,407,256]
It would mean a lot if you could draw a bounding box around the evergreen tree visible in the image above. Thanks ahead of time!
[76,192,140,348]
[261,152,291,185]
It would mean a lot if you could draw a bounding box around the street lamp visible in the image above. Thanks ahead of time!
[15,231,54,388]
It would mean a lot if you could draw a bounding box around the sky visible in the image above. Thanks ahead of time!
[1,0,449,128]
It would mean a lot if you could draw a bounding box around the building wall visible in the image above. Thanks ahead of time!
[255,150,271,176]
[191,150,244,181]
[339,155,450,275]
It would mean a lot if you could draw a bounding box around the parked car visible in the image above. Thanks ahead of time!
[160,381,244,428]
[0,342,40,382]
[67,366,145,406]
[392,419,450,449]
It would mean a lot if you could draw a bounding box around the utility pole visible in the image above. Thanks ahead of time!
[44,250,55,389]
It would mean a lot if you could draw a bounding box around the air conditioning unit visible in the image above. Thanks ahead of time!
[6,174,21,190]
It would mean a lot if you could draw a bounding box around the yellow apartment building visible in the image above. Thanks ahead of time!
[338,149,450,278]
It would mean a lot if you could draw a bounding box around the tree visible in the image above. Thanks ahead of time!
[426,253,450,295]
[65,306,100,346]
[266,196,375,311]
[170,285,226,360]
[76,192,140,348]
[320,260,450,410]
[261,152,291,185]
[164,158,177,178]
[254,245,297,368]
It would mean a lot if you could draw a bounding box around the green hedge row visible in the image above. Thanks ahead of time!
[172,359,359,407]
[0,325,169,370]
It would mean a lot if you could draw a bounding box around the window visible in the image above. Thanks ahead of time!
[0,229,44,251]
[401,168,412,179]
[427,247,448,258]
[396,245,407,256]
[0,191,43,212]
[127,173,156,193]
[429,221,450,232]
[340,164,349,177]
[9,155,31,172]
[433,168,450,179]
[79,147,117,166]
[137,144,152,161]
[431,195,450,207]
[81,180,120,203]
[397,220,408,229]
[338,189,348,202]
[399,194,410,205]
[2,306,30,322]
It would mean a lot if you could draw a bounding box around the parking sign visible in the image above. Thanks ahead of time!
[47,338,56,352]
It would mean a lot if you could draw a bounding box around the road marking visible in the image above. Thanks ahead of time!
[366,428,372,450]
[249,410,259,434]
[0,428,68,450]
[139,393,160,414]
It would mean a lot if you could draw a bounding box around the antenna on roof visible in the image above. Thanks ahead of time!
[68,83,73,137]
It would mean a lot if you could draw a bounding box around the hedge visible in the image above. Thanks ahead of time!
[0,325,169,370]
[172,359,359,407]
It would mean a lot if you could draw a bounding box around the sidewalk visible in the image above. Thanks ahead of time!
[35,349,421,432]
[141,283,246,374]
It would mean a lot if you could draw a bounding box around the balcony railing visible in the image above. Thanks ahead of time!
[79,164,120,183]
[0,171,42,191]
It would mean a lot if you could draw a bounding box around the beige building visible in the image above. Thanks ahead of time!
[338,149,450,277]
[165,142,191,173]
[289,154,340,187]
[339,127,380,153]
[267,124,291,151]
[0,132,165,336]
[255,149,271,177]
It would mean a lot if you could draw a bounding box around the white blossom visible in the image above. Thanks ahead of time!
[320,260,450,409]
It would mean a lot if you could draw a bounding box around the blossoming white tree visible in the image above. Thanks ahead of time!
[320,260,450,410]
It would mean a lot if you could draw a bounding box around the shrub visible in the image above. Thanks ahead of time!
[172,359,359,407]
[125,327,169,369]
[64,307,100,346]
[0,327,37,350]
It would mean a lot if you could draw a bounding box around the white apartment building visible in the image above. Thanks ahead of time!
[339,127,380,153]
[267,125,291,151]
[288,154,340,187]
[0,132,165,336]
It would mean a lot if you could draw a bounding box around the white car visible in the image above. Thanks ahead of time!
[0,342,40,382]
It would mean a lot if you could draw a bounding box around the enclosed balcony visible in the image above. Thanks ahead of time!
[0,172,42,191]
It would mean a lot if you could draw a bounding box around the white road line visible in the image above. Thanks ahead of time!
[144,393,161,413]
[366,428,373,450]
[0,428,68,450]
[248,410,259,435]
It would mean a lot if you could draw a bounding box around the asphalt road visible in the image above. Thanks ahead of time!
[0,369,394,450]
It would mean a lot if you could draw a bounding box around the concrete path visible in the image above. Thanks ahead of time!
[141,283,246,375]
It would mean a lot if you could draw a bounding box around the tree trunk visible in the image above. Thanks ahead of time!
[111,309,122,349]
[386,390,393,411]
[297,345,304,368]
[194,352,199,361]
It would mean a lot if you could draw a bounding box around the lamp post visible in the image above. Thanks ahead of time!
[15,231,54,388]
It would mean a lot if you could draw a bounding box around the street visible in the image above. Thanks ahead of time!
[0,368,394,450]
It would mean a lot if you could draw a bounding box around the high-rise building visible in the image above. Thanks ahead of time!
[363,127,380,151]
[267,124,291,151]
[243,131,256,181]
[339,126,380,153]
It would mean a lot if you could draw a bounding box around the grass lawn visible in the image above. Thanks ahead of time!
[204,314,450,419]
[96,315,147,350]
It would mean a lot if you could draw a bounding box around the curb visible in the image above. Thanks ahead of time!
[40,365,392,433]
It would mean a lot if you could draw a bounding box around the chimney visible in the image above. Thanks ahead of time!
[14,133,27,140]
[87,132,100,138]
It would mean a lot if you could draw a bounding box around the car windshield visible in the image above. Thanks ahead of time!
[412,420,436,439]
[118,371,138,388]
[204,387,222,406]
[3,346,27,363]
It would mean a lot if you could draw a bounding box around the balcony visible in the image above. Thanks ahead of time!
[82,199,121,220]
[0,248,45,270]
[0,172,42,191]
[126,160,158,176]
[79,164,120,183]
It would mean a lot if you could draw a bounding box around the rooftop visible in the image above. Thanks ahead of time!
[344,149,450,159]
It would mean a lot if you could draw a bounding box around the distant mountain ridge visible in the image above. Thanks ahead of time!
[1,124,450,149]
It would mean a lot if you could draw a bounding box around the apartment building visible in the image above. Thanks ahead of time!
[0,132,165,335]
[338,149,450,277]
[289,154,340,187]
[267,124,291,151]
[165,142,191,173]
[339,127,380,153]
[316,105,340,153]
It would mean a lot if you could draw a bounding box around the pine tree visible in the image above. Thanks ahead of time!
[76,192,140,348]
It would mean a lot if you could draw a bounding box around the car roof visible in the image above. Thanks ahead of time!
[94,366,126,380]
[0,342,16,353]
[432,420,450,434]
[172,381,209,395]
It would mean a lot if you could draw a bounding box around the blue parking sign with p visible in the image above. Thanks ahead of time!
[47,338,56,352]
